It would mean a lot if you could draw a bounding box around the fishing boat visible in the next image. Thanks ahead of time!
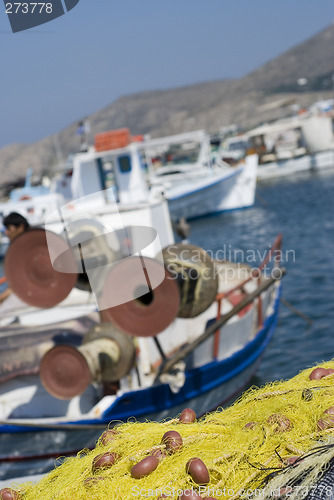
[214,102,334,182]
[0,219,284,479]
[0,130,173,261]
[0,129,282,480]
[141,130,258,220]
[247,110,334,181]
[0,130,175,327]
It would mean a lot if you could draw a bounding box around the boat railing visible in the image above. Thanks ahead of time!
[213,234,283,357]
[155,266,284,381]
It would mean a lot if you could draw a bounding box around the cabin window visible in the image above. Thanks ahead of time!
[146,141,200,169]
[227,140,245,151]
[118,155,132,173]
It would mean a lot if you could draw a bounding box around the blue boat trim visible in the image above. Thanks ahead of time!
[167,168,241,201]
[177,202,254,222]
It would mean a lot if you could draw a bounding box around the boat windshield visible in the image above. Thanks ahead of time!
[227,140,249,151]
[147,141,201,168]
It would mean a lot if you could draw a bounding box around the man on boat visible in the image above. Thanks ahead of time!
[0,212,30,311]
[2,212,29,241]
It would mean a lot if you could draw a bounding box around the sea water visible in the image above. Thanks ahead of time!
[190,167,334,384]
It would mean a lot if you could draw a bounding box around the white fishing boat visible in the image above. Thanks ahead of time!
[247,109,334,180]
[0,222,284,480]
[0,128,284,479]
[0,130,175,327]
[0,131,173,260]
[142,130,258,220]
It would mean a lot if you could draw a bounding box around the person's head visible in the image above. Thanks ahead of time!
[3,212,30,242]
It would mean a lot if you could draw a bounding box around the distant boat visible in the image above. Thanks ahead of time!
[216,102,334,181]
[8,167,50,202]
[248,108,334,180]
[143,130,258,220]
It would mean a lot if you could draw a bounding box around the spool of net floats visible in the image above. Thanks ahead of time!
[7,361,334,500]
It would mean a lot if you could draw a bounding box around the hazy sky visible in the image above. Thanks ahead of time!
[1,0,334,148]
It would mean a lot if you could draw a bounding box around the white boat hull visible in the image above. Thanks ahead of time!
[167,155,258,220]
[257,150,334,180]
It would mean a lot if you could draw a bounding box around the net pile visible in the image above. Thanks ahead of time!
[8,361,334,500]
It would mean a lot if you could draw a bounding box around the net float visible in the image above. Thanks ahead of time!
[131,455,159,479]
[186,457,210,485]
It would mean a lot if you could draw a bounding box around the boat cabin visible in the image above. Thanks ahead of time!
[142,130,214,178]
[68,131,150,206]
[247,113,334,164]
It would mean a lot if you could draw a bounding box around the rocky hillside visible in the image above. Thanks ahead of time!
[1,22,334,188]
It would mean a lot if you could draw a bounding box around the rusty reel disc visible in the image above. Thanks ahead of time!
[40,323,136,399]
[5,228,78,308]
[100,256,180,337]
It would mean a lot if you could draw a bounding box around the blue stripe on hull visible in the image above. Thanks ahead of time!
[167,170,241,220]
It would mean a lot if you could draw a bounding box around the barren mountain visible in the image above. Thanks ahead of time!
[1,22,334,188]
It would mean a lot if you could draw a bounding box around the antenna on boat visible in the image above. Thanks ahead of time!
[76,119,90,152]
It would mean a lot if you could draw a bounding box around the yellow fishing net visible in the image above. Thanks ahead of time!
[9,362,334,499]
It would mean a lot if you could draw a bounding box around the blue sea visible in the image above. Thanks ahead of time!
[189,167,334,385]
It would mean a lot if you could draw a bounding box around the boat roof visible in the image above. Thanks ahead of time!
[142,130,208,148]
[247,117,307,137]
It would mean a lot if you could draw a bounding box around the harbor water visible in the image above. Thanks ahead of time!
[189,167,334,385]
